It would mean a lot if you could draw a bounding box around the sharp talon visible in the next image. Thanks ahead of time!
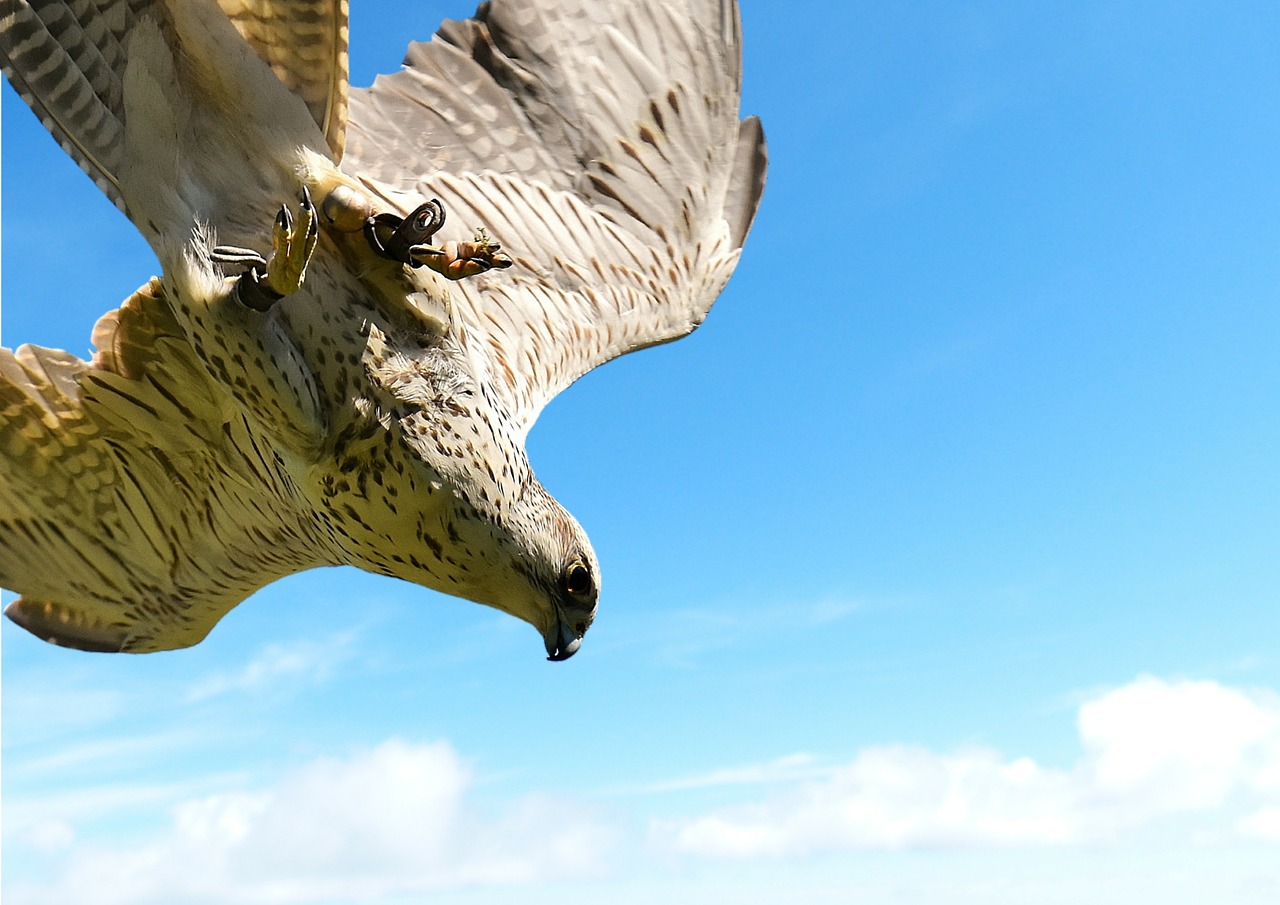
[223,190,322,308]
[446,259,491,280]
[407,245,446,267]
[301,201,319,260]
[211,246,267,268]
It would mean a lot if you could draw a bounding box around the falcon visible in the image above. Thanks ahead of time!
[0,0,766,659]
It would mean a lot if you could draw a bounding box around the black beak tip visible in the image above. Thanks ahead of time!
[545,624,584,661]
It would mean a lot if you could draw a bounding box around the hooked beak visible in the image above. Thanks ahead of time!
[544,616,584,661]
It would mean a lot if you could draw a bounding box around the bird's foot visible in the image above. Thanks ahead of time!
[364,199,513,281]
[213,187,320,311]
[416,227,515,281]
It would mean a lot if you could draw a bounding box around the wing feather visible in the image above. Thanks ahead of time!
[214,0,349,156]
[0,0,157,210]
[0,282,325,653]
[344,0,766,429]
[1,0,350,215]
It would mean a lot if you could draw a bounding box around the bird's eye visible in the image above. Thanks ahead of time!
[562,561,593,599]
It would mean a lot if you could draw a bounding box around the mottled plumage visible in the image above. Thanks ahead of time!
[0,0,765,658]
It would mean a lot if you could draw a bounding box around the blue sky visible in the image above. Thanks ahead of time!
[5,1,1280,902]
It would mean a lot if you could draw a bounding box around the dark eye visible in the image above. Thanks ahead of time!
[562,561,593,599]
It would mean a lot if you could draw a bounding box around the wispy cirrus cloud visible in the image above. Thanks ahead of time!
[654,676,1280,859]
[183,631,361,702]
[603,594,881,666]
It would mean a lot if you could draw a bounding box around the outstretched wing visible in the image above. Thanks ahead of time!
[343,0,766,433]
[0,283,327,653]
[0,0,349,217]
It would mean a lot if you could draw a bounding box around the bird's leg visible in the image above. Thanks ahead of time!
[213,187,320,311]
[363,198,513,281]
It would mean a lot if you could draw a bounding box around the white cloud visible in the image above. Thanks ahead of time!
[1078,676,1280,812]
[662,746,1080,858]
[24,820,76,857]
[1239,805,1280,842]
[8,739,615,905]
[14,676,1280,903]
[658,676,1280,859]
[612,753,829,796]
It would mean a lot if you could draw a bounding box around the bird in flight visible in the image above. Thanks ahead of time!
[0,0,766,660]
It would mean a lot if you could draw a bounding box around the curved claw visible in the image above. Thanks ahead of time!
[211,246,278,310]
[422,229,515,282]
[215,188,319,311]
[211,246,267,268]
[264,186,319,297]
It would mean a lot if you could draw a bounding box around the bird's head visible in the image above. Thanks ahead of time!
[426,464,600,661]
[499,485,600,661]
[353,325,598,659]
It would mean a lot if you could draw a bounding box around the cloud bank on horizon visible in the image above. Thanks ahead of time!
[8,674,1280,905]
